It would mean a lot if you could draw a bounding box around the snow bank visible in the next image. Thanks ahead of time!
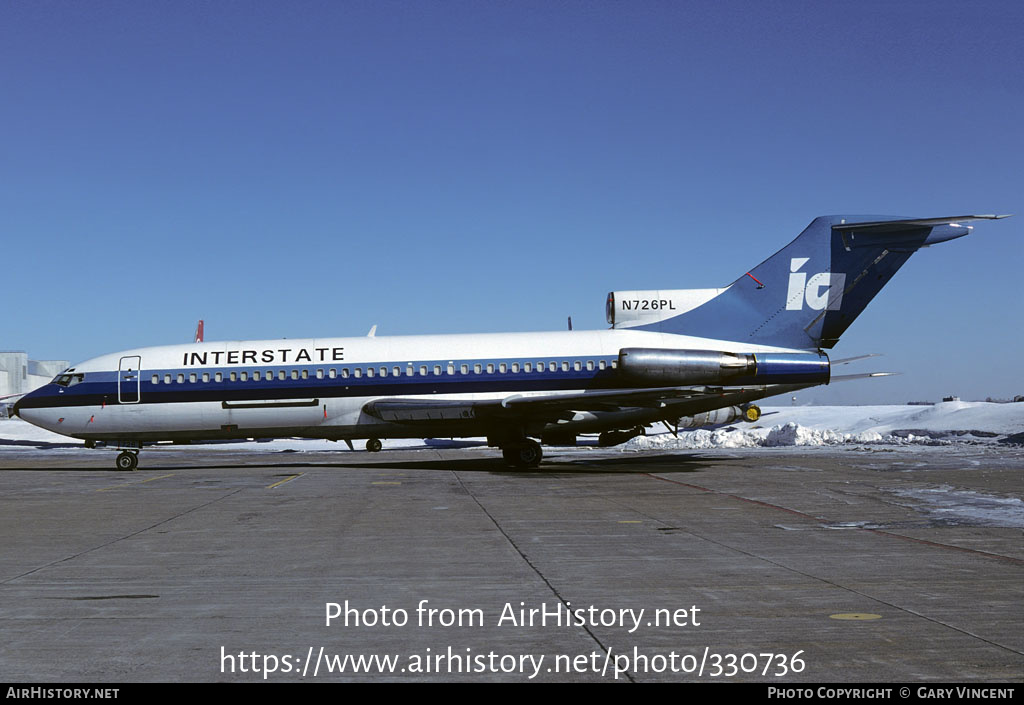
[624,402,1024,451]
[627,428,762,450]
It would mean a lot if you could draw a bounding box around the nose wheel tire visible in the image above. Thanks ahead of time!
[116,451,139,471]
[365,438,383,453]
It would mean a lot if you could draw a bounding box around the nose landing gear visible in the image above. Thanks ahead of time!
[115,450,139,471]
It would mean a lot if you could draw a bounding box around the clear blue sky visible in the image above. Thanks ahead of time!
[2,1,1021,404]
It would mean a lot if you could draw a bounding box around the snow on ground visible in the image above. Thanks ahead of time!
[887,486,1024,528]
[0,417,428,452]
[0,418,73,445]
[624,401,1024,451]
[2,401,1022,453]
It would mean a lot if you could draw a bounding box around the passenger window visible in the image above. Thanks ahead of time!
[486,363,494,374]
[290,370,298,380]
[499,363,507,373]
[447,363,454,375]
[474,363,482,374]
[164,374,172,384]
[203,372,211,382]
[152,375,159,384]
[548,362,557,372]
[586,360,594,371]
[240,372,248,381]
[329,369,337,379]
[406,365,414,376]
[316,369,324,379]
[460,364,468,374]
[301,370,309,380]
[177,374,185,384]
[190,373,198,383]
[599,360,606,370]
[511,362,520,373]
[433,365,442,376]
[366,367,374,378]
[230,372,238,382]
[341,368,348,378]
[353,368,362,378]
[278,370,286,380]
[524,362,532,373]
[611,359,618,369]
[573,361,581,371]
[379,367,387,377]
[562,361,569,372]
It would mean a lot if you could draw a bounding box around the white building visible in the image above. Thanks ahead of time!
[1,352,69,400]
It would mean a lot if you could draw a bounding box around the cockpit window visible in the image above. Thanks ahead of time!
[52,373,85,387]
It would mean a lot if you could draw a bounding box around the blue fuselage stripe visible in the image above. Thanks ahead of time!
[19,356,620,409]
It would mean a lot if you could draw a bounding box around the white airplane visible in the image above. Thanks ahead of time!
[14,214,1009,470]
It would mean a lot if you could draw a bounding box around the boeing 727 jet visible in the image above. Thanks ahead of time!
[14,214,1009,469]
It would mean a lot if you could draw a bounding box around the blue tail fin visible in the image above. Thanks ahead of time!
[638,215,1007,349]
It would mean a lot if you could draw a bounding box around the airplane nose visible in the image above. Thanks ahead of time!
[11,397,22,418]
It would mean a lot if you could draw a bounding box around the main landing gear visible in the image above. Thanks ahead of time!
[115,450,139,471]
[365,438,383,452]
[501,439,543,468]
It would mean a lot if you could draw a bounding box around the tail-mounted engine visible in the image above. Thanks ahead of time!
[618,348,830,386]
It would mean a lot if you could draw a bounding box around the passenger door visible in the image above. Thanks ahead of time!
[118,355,141,404]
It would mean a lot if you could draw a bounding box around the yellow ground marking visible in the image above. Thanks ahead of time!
[267,473,304,489]
[97,474,175,492]
[829,613,883,620]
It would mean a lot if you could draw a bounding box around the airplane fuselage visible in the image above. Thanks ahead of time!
[15,328,807,444]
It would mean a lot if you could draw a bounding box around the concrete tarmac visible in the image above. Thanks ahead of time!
[0,443,1021,682]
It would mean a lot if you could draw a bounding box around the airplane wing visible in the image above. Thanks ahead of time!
[363,384,799,425]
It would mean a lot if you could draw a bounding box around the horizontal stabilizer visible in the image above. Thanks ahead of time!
[832,214,1010,233]
[830,371,899,382]
[831,354,882,366]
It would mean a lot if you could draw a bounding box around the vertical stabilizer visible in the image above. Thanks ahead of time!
[636,215,1007,349]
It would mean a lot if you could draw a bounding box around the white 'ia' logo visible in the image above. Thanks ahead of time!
[786,258,846,311]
